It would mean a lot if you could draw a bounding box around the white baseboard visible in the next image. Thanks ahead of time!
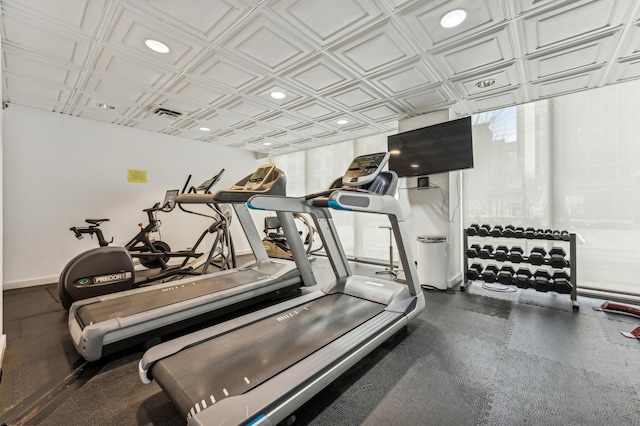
[4,275,57,290]
[0,334,6,382]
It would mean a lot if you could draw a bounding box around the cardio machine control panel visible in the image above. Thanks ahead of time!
[342,152,390,187]
[216,163,284,203]
[245,163,276,191]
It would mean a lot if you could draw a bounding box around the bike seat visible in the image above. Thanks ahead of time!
[85,218,110,225]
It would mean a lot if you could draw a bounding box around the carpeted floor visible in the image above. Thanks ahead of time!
[1,257,639,425]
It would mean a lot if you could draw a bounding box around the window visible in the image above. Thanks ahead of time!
[464,79,640,296]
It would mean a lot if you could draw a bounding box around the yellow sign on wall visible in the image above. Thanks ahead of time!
[127,169,147,183]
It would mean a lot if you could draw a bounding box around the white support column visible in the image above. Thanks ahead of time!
[396,110,463,288]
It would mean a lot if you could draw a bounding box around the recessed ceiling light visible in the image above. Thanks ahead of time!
[262,142,272,146]
[440,9,467,28]
[198,127,211,132]
[411,164,419,168]
[144,39,170,53]
[270,91,286,99]
[336,119,349,125]
[97,103,115,110]
[476,79,496,88]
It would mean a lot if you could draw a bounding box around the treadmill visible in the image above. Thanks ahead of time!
[139,153,425,425]
[68,163,316,361]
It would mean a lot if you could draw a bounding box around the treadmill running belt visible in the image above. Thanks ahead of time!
[151,293,385,417]
[76,267,281,327]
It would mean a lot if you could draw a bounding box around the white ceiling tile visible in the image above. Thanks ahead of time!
[281,55,355,94]
[2,13,92,66]
[529,67,605,99]
[4,73,72,102]
[617,23,640,58]
[605,56,640,84]
[194,110,244,127]
[397,85,455,113]
[189,53,264,91]
[324,82,382,109]
[270,0,384,45]
[519,0,632,55]
[369,59,439,95]
[93,47,175,88]
[331,19,419,75]
[222,15,313,72]
[291,100,338,119]
[466,87,525,112]
[2,47,81,87]
[105,6,207,69]
[83,73,154,105]
[132,0,253,42]
[451,62,521,97]
[399,0,506,50]
[3,91,66,112]
[3,0,109,37]
[432,26,515,78]
[223,97,274,118]
[166,77,230,107]
[263,112,307,128]
[290,123,332,137]
[356,101,404,121]
[525,31,618,81]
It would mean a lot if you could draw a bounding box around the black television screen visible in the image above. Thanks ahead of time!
[387,116,473,177]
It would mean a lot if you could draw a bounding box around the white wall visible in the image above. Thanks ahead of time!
[397,110,463,288]
[0,38,5,361]
[3,105,259,288]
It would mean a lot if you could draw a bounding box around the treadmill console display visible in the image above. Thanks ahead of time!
[342,152,390,187]
[245,163,275,191]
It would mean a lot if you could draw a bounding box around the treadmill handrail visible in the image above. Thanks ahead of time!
[247,195,332,219]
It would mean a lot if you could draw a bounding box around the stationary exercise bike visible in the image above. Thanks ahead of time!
[68,187,179,269]
[59,170,234,310]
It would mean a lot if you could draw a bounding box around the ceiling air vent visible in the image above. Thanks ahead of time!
[153,107,183,118]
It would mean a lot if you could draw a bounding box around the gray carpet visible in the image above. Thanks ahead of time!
[1,260,639,425]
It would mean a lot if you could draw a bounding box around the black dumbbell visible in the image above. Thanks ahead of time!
[525,227,536,239]
[466,224,479,236]
[549,254,569,269]
[509,246,524,263]
[533,269,552,292]
[478,224,492,237]
[466,263,484,281]
[560,230,570,241]
[552,270,572,294]
[482,265,499,283]
[535,229,546,239]
[528,246,547,266]
[490,225,504,237]
[493,245,509,262]
[498,265,515,285]
[552,230,562,240]
[549,247,566,257]
[479,244,494,259]
[514,268,532,289]
[466,244,482,258]
[502,225,515,238]
[514,227,525,238]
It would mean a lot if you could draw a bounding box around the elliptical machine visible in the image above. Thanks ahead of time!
[261,213,320,260]
[59,170,234,310]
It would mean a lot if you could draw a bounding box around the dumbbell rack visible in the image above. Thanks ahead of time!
[461,226,578,311]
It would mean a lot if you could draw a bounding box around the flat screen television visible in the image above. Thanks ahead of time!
[387,116,473,177]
